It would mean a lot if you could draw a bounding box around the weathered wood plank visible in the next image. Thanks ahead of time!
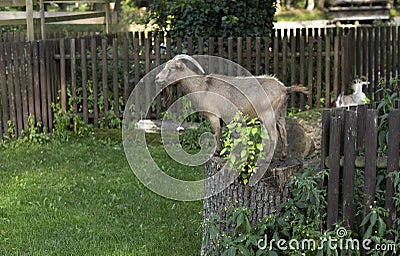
[17,41,28,131]
[333,36,340,103]
[12,42,23,135]
[325,36,331,107]
[237,37,243,76]
[290,31,296,109]
[70,39,77,114]
[385,109,400,238]
[299,35,305,109]
[342,110,357,229]
[255,37,261,76]
[363,110,378,215]
[307,36,313,108]
[155,36,161,119]
[5,43,18,135]
[246,37,252,72]
[327,116,342,229]
[39,40,48,129]
[81,38,88,124]
[90,36,98,127]
[134,36,140,120]
[0,43,9,137]
[101,38,109,126]
[264,37,270,75]
[113,37,119,119]
[316,36,322,108]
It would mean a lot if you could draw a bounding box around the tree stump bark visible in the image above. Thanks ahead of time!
[201,157,302,254]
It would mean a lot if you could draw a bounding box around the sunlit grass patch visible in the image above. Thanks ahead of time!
[0,136,203,255]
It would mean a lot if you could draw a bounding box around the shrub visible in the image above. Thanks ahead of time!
[148,0,277,38]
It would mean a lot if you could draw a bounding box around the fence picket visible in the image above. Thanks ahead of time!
[134,36,140,120]
[264,37,270,75]
[70,39,77,114]
[237,37,243,76]
[299,35,305,109]
[26,42,34,120]
[81,38,88,124]
[307,36,313,108]
[333,36,340,102]
[385,109,400,236]
[342,110,357,229]
[18,41,28,131]
[39,41,48,129]
[327,116,342,229]
[255,37,261,76]
[155,36,161,119]
[91,36,99,127]
[6,43,17,136]
[0,43,9,137]
[363,110,378,215]
[316,36,322,108]
[246,37,252,72]
[273,33,278,75]
[12,42,23,135]
[113,38,119,119]
[290,32,296,109]
[325,36,331,108]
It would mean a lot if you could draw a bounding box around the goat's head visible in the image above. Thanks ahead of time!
[351,76,370,92]
[155,54,205,87]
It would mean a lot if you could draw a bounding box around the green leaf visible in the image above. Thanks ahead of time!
[360,213,371,227]
[370,212,377,227]
[268,251,278,256]
[363,224,373,240]
[256,249,264,256]
[236,212,244,228]
[237,245,250,256]
[234,234,247,244]
[378,218,386,236]
[295,201,307,209]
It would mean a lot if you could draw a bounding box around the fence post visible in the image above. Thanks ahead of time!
[327,116,342,229]
[363,110,378,215]
[342,110,357,229]
[385,109,400,239]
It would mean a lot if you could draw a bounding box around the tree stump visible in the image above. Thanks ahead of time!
[201,157,302,254]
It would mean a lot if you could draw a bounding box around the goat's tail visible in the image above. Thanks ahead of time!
[287,84,308,94]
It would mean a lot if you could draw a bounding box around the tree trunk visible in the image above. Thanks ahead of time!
[201,157,302,254]
[307,0,315,11]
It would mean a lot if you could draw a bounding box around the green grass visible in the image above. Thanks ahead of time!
[0,134,204,255]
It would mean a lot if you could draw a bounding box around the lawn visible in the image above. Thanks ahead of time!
[0,132,204,255]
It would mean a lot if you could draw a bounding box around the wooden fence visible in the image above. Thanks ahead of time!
[1,25,400,139]
[321,106,400,239]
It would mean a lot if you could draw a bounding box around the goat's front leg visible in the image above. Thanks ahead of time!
[276,116,287,161]
[207,115,222,155]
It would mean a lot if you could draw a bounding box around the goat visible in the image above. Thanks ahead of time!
[155,54,308,160]
[336,77,369,107]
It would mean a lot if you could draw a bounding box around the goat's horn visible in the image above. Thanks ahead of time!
[173,54,205,74]
[360,75,368,81]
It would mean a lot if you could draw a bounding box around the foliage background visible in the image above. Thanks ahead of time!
[147,0,277,38]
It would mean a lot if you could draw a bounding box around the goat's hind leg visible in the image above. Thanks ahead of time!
[207,114,222,155]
